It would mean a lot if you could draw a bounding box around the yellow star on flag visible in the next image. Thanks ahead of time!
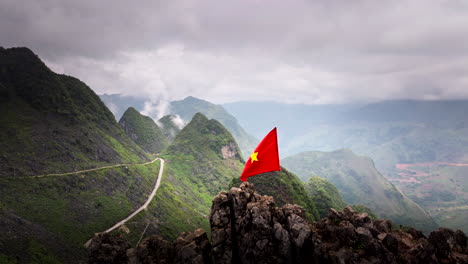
[250,152,259,163]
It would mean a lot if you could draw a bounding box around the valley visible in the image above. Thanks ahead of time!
[281,149,438,232]
[391,162,468,233]
[3,1,468,262]
[1,46,468,262]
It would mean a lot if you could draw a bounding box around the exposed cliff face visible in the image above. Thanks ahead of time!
[88,182,468,263]
[221,142,238,159]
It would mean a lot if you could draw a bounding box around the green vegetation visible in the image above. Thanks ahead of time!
[119,107,168,153]
[132,112,245,240]
[158,115,182,142]
[282,149,438,232]
[305,176,347,218]
[0,161,160,262]
[0,47,157,262]
[28,240,62,264]
[0,47,150,178]
[0,254,18,264]
[304,176,377,220]
[231,168,320,221]
[99,95,258,158]
[166,96,258,158]
[0,50,248,263]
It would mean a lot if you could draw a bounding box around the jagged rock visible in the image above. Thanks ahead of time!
[129,229,212,264]
[87,233,131,264]
[88,183,468,264]
[374,219,393,234]
[132,235,175,264]
[429,228,454,260]
[207,184,468,264]
[407,227,426,240]
[210,182,314,263]
[454,230,467,253]
[174,228,212,264]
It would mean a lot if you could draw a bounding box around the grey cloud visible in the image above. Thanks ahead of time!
[1,0,468,104]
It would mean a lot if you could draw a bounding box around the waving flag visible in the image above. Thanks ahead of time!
[240,127,280,181]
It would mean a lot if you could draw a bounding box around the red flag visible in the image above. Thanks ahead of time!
[240,127,280,182]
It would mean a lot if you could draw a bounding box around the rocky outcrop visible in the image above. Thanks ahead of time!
[88,233,131,264]
[221,142,238,159]
[88,182,468,263]
[88,229,212,264]
[127,228,212,264]
[210,182,314,263]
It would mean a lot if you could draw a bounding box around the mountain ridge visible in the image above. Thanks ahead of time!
[99,94,258,157]
[119,107,168,153]
[282,149,438,232]
[0,47,161,262]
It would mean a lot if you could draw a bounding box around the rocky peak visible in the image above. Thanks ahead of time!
[210,182,314,263]
[168,112,243,162]
[118,107,168,153]
[88,183,468,263]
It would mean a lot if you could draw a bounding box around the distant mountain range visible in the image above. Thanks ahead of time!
[224,100,468,174]
[100,94,258,158]
[282,149,438,232]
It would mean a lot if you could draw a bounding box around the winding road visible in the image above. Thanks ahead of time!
[20,157,161,179]
[103,158,164,233]
[84,158,165,248]
[8,155,166,248]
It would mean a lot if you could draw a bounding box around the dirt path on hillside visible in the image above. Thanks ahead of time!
[84,158,165,248]
[17,157,160,179]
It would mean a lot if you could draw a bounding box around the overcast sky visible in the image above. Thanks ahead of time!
[1,0,468,104]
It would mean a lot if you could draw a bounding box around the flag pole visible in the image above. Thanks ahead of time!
[228,193,241,263]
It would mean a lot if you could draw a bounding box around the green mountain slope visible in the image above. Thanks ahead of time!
[305,176,347,218]
[0,48,248,262]
[170,96,257,157]
[119,107,168,153]
[131,113,245,240]
[0,47,163,262]
[99,93,146,119]
[99,94,258,158]
[164,113,243,195]
[231,168,320,221]
[282,149,438,232]
[0,47,150,178]
[158,114,182,142]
